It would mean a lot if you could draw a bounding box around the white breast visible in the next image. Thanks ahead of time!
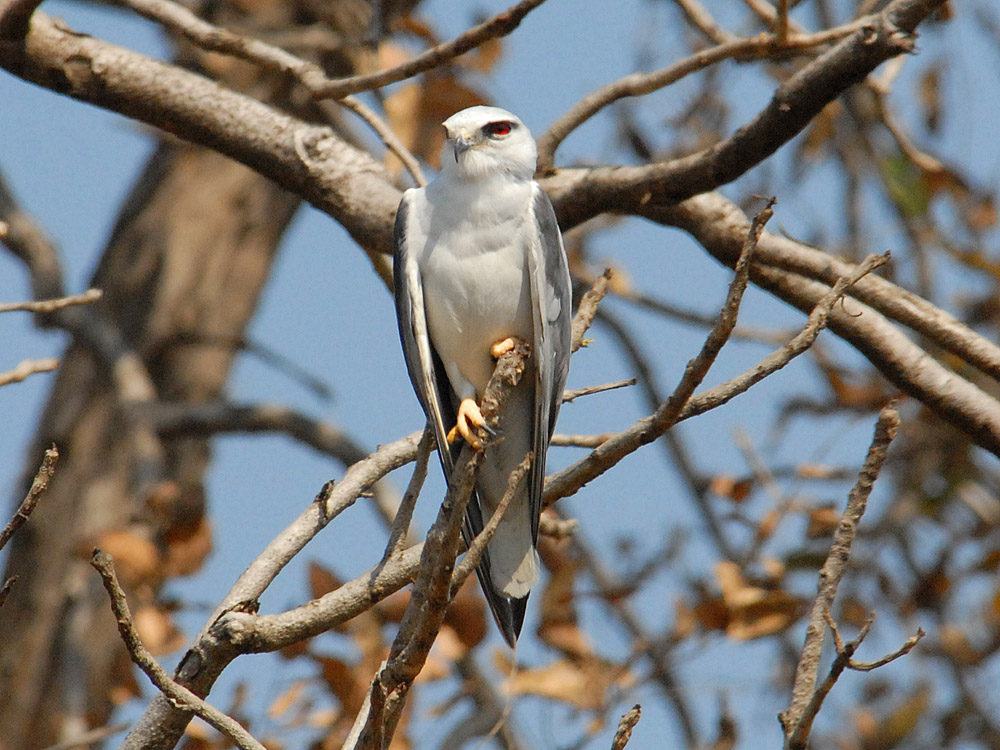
[414,177,535,395]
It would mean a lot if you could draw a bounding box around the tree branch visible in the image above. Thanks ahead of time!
[91,551,266,750]
[779,404,901,747]
[542,0,945,227]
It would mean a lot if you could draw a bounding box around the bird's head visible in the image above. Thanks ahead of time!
[441,106,537,181]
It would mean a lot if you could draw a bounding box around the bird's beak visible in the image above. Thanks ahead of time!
[450,132,475,163]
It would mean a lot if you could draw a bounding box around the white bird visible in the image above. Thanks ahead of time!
[392,105,572,645]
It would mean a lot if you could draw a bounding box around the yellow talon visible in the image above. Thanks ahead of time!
[447,398,488,449]
[490,337,517,359]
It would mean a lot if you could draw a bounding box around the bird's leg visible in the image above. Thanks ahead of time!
[447,398,493,449]
[490,337,517,359]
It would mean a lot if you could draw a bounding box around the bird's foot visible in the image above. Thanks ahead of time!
[446,398,494,449]
[490,337,517,359]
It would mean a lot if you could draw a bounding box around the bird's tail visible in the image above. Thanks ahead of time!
[474,560,528,648]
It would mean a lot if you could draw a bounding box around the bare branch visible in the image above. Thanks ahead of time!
[537,19,866,172]
[671,0,736,44]
[677,252,889,421]
[549,433,614,448]
[0,358,58,387]
[120,430,422,748]
[544,200,772,504]
[0,288,102,314]
[311,0,550,99]
[349,342,531,748]
[384,427,434,558]
[91,551,266,750]
[655,191,1000,457]
[563,378,636,403]
[0,0,44,40]
[780,404,901,747]
[572,269,613,352]
[0,446,57,552]
[849,627,925,671]
[543,0,943,227]
[611,704,642,750]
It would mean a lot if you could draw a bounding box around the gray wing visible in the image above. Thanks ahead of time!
[392,191,458,472]
[526,184,573,541]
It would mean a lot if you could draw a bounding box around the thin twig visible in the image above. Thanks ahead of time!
[776,0,790,44]
[312,0,549,99]
[334,96,427,188]
[537,21,868,171]
[614,286,791,345]
[549,433,613,448]
[385,427,434,558]
[114,0,427,188]
[780,404,902,748]
[348,343,530,749]
[0,445,57,552]
[90,551,267,750]
[573,269,613,352]
[677,252,889,422]
[0,288,102,314]
[0,357,58,387]
[611,704,642,750]
[672,0,735,44]
[563,378,636,403]
[544,200,773,505]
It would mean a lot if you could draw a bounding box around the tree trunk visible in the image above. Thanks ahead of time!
[0,141,300,748]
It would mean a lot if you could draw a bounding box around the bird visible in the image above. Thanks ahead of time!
[391,105,572,646]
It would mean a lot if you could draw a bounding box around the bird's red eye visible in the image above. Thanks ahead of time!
[485,121,513,138]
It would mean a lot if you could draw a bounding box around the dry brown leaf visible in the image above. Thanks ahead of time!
[797,101,841,161]
[376,42,412,72]
[163,516,212,578]
[709,475,752,503]
[443,575,486,648]
[840,596,871,629]
[755,510,780,541]
[966,195,998,232]
[796,462,840,479]
[413,628,456,683]
[806,505,840,538]
[462,37,503,73]
[133,605,185,656]
[693,593,730,632]
[859,684,931,750]
[673,598,697,640]
[108,646,142,705]
[714,561,805,640]
[278,638,311,660]
[94,529,161,587]
[309,561,341,599]
[939,626,981,666]
[919,63,942,134]
[384,77,488,169]
[316,656,367,716]
[268,680,306,720]
[502,656,631,711]
[376,587,411,623]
